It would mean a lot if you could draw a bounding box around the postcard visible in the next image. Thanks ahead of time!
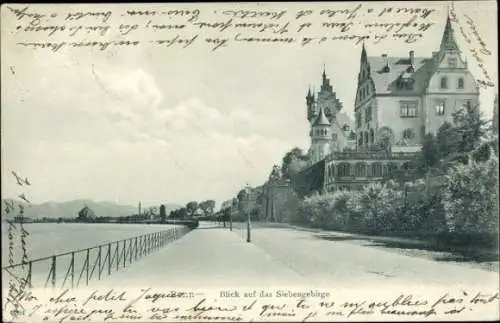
[1,1,498,322]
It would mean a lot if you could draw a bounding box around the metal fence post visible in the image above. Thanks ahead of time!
[135,237,138,260]
[147,234,150,254]
[140,235,143,257]
[116,242,119,271]
[27,261,32,289]
[71,252,75,288]
[129,239,133,264]
[107,243,111,276]
[98,246,102,280]
[51,256,56,289]
[123,240,126,267]
[86,249,90,286]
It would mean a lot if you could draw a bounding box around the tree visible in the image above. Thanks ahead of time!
[436,121,458,159]
[451,103,490,163]
[143,206,157,219]
[77,205,96,222]
[186,202,198,217]
[160,204,166,223]
[169,207,188,219]
[288,157,309,177]
[237,189,247,205]
[376,128,394,158]
[418,133,440,175]
[281,147,309,179]
[199,200,216,217]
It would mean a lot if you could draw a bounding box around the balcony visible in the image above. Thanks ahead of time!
[326,151,417,161]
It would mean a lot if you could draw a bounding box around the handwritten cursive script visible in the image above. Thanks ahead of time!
[4,3,439,53]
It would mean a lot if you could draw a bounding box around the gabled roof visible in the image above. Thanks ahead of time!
[313,106,330,126]
[367,56,437,95]
[363,16,464,96]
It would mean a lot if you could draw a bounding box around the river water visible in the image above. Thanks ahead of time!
[1,222,180,288]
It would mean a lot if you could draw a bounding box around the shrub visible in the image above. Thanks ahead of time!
[442,155,499,245]
[357,183,404,234]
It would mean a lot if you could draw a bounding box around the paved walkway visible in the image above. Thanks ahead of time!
[91,221,498,290]
[94,222,308,289]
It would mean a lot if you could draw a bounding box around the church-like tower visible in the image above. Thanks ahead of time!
[306,68,343,124]
[306,87,315,122]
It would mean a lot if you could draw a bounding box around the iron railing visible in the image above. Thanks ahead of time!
[2,225,191,289]
[327,151,418,161]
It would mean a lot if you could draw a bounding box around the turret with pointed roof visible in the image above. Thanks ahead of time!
[313,105,331,126]
[439,15,460,52]
[309,105,331,163]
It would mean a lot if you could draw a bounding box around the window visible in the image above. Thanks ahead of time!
[372,163,383,177]
[370,129,375,143]
[448,58,457,68]
[364,132,369,145]
[359,134,363,147]
[355,163,366,177]
[365,106,372,122]
[400,101,418,117]
[338,163,351,177]
[440,77,448,89]
[332,133,338,141]
[457,77,464,89]
[356,112,361,128]
[398,77,414,90]
[435,100,445,116]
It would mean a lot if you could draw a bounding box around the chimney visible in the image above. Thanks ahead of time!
[409,50,415,66]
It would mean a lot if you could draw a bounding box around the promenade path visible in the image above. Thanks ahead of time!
[94,222,309,289]
[92,221,498,289]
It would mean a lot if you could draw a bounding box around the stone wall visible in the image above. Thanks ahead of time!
[262,181,298,223]
[292,159,325,198]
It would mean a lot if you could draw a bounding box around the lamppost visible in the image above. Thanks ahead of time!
[245,183,251,243]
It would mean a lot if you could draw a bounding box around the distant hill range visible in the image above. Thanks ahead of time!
[1,199,182,220]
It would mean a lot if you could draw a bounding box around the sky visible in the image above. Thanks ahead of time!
[1,1,498,209]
